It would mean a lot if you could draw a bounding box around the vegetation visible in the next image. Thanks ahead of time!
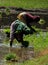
[19,54,48,65]
[5,53,19,62]
[3,28,48,52]
[4,31,48,65]
[0,0,48,9]
[4,30,48,65]
[0,0,48,65]
[2,19,48,65]
[24,31,48,51]
[39,19,45,25]
[3,28,10,33]
[5,53,16,61]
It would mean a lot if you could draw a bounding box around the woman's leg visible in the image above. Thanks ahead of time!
[10,40,13,47]
[15,33,29,48]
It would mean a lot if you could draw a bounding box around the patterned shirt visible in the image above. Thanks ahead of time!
[10,19,30,40]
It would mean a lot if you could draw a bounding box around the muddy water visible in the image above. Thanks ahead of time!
[0,44,9,65]
[0,44,34,65]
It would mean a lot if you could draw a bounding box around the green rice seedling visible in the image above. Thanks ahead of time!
[5,53,16,61]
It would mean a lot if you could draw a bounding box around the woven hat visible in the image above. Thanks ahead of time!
[17,12,26,20]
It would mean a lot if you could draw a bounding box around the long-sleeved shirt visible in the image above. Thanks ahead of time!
[10,19,33,40]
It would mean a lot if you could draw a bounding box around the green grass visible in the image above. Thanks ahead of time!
[3,28,48,52]
[22,31,48,65]
[19,54,48,65]
[0,0,48,65]
[3,28,10,33]
[24,31,48,51]
[7,54,48,65]
[5,53,16,61]
[3,27,48,65]
[3,31,48,65]
[0,0,48,9]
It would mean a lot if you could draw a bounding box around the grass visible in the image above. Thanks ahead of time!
[2,24,48,65]
[7,54,48,65]
[24,31,48,51]
[3,28,48,52]
[3,31,48,65]
[0,0,48,64]
[5,53,16,61]
[0,0,48,9]
[22,31,48,65]
[19,54,48,65]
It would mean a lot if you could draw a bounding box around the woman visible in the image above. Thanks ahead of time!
[10,12,40,48]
